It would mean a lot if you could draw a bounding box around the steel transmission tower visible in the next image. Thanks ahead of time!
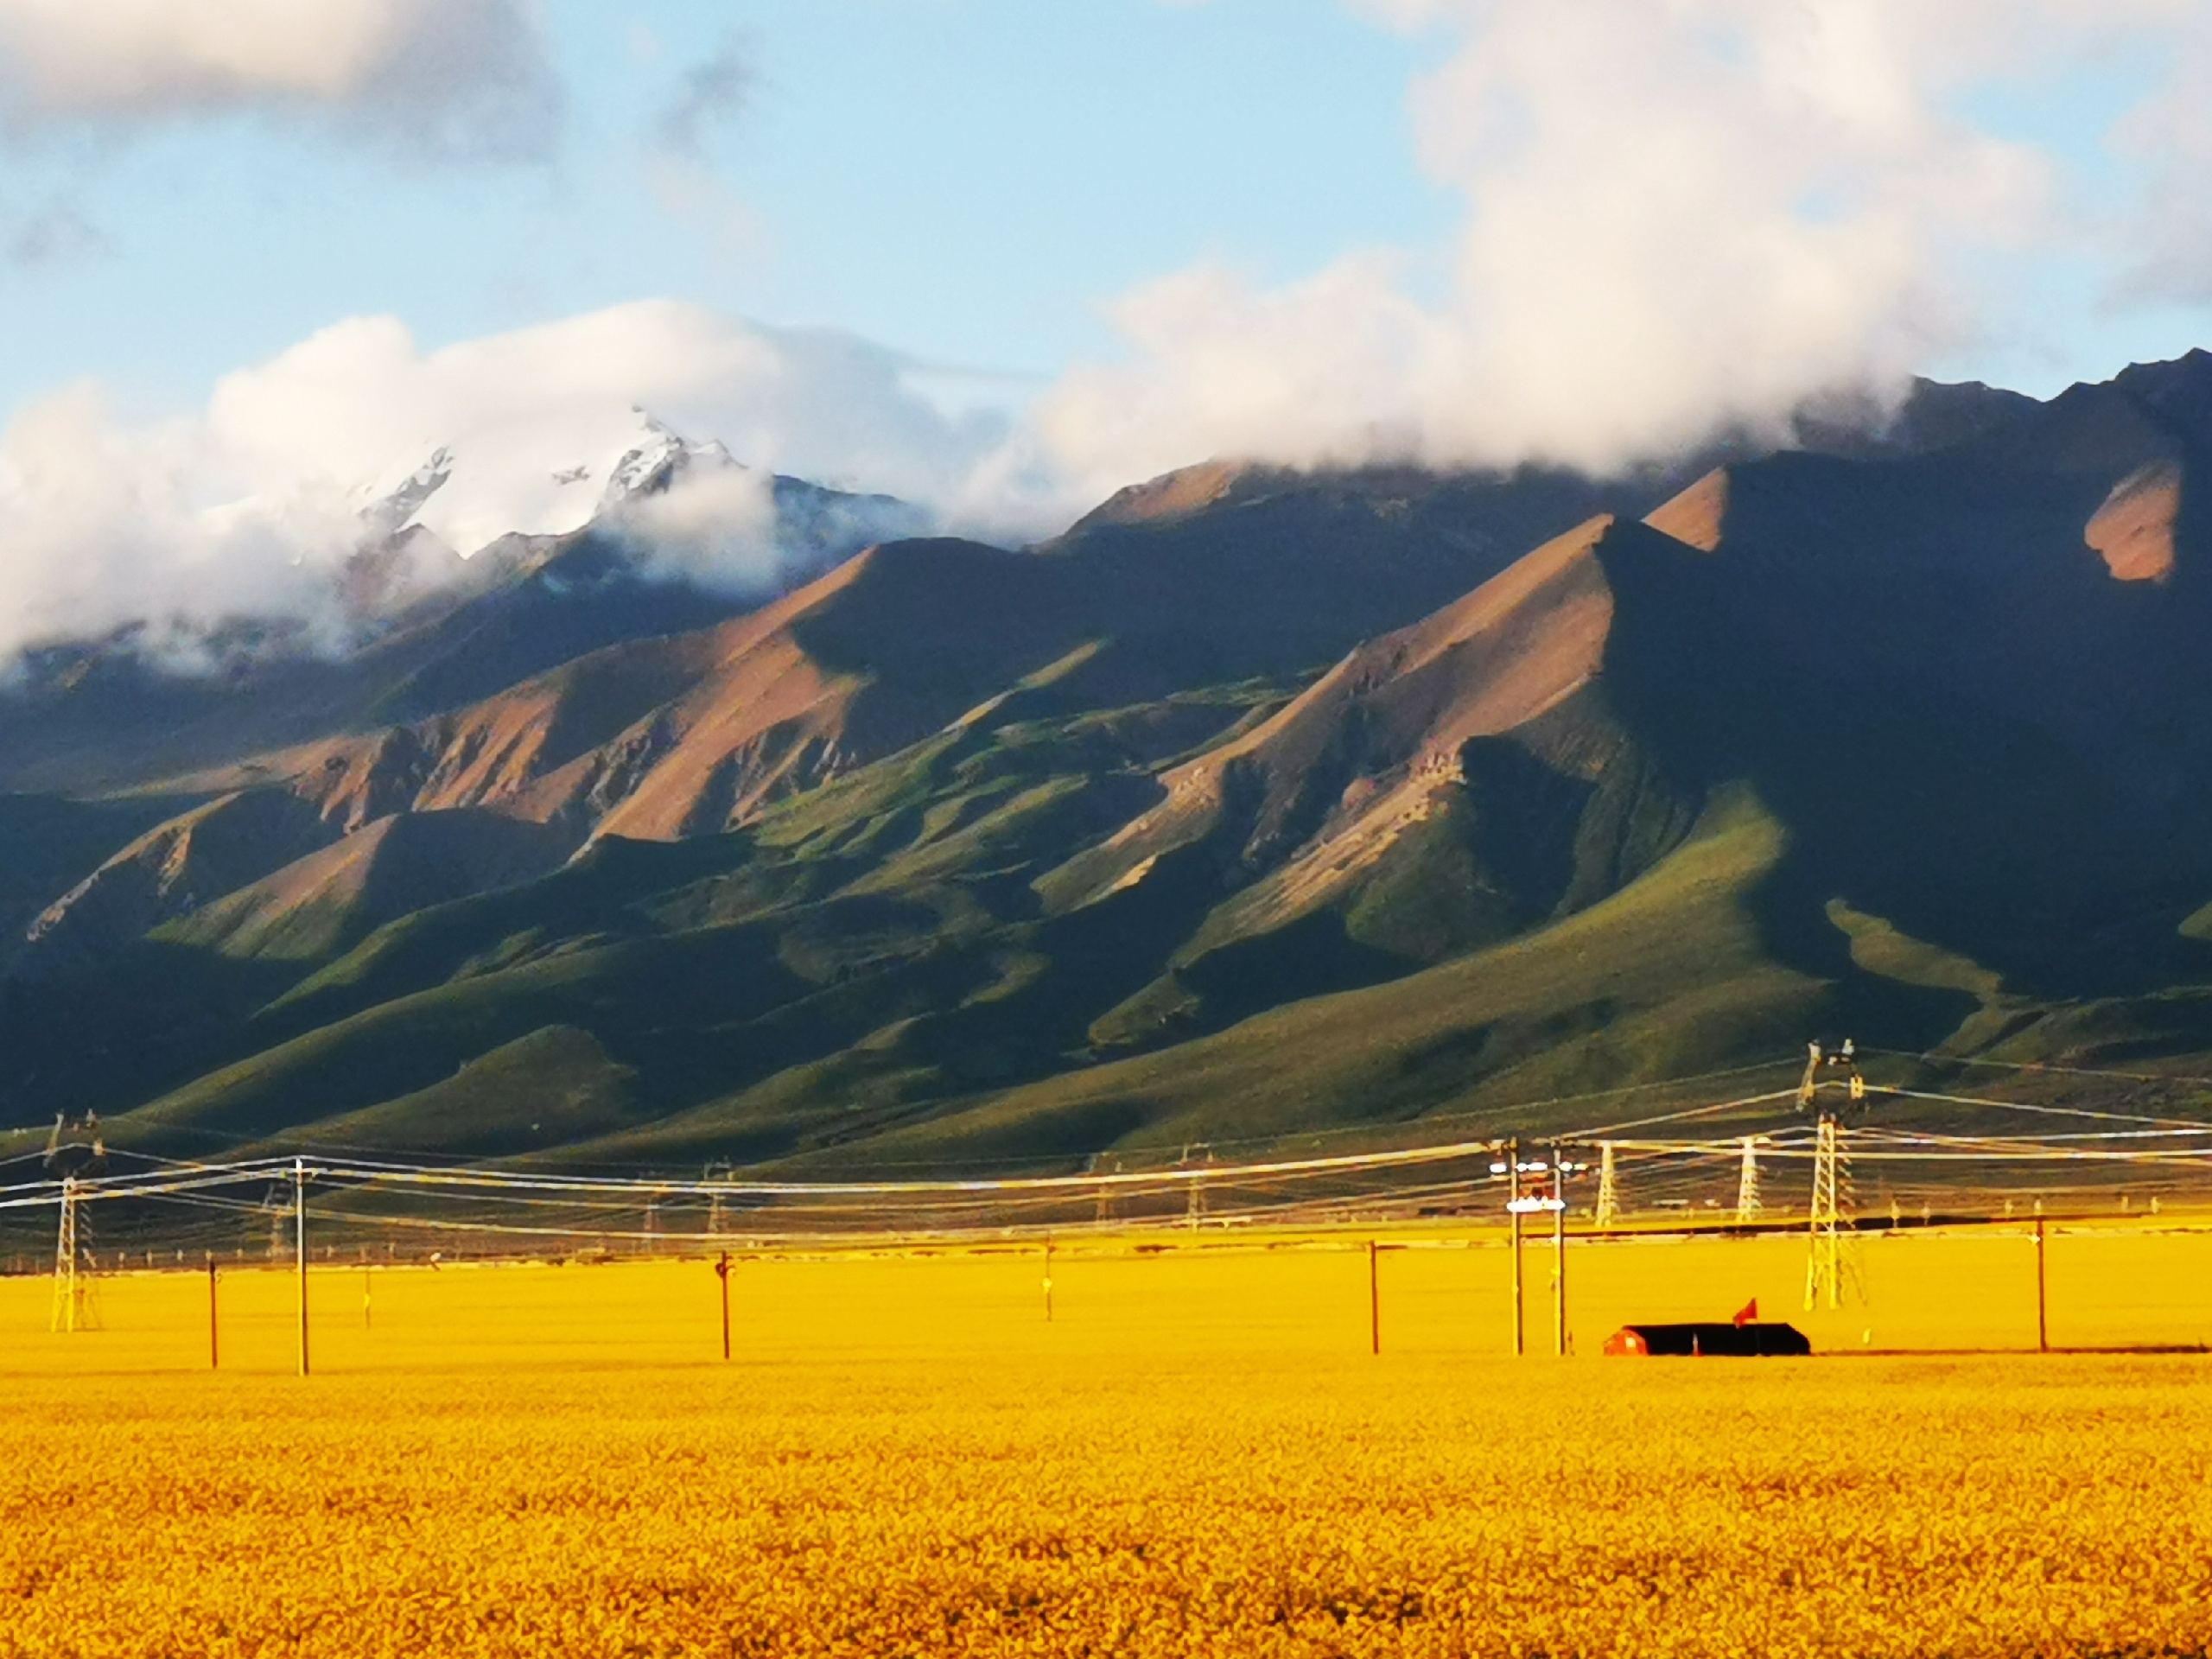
[702,1160,730,1240]
[44,1115,106,1333]
[1735,1136,1765,1224]
[1797,1039,1867,1309]
[1802,1121,1866,1309]
[1593,1142,1619,1229]
[49,1177,91,1332]
[1181,1145,1210,1230]
[1090,1155,1122,1226]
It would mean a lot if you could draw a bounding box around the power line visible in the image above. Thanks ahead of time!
[1860,1047,2212,1090]
[8,1070,2212,1255]
[1878,1087,2212,1131]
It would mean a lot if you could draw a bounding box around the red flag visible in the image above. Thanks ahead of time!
[1732,1297,1758,1328]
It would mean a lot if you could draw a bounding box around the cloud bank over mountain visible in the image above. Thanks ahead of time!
[1039,0,2212,494]
[0,302,1021,661]
[0,0,558,155]
[7,1,2212,661]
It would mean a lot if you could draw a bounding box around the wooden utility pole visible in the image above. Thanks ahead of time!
[2034,1203,2048,1353]
[207,1253,219,1371]
[1508,1139,1524,1357]
[1043,1239,1055,1324]
[715,1252,732,1360]
[1369,1239,1380,1356]
[1553,1142,1567,1357]
[294,1158,309,1378]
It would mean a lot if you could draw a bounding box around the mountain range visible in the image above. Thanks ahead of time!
[4,355,2211,1174]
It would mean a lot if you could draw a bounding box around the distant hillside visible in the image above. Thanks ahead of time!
[5,358,2212,1173]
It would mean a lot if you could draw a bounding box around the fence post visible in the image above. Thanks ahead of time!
[207,1253,219,1371]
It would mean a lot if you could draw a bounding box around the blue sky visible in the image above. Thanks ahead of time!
[0,1,1457,416]
[7,0,2209,429]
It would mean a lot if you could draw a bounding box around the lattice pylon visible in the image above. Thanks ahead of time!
[1803,1115,1863,1309]
[1735,1136,1765,1224]
[48,1177,99,1333]
[1593,1142,1619,1230]
[1092,1157,1120,1226]
[1180,1147,1210,1230]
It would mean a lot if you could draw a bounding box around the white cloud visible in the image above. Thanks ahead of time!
[640,35,761,262]
[0,380,362,663]
[1033,0,2212,489]
[11,2,2212,667]
[609,464,780,592]
[0,301,1036,663]
[202,302,1032,550]
[2105,8,2212,304]
[0,0,559,155]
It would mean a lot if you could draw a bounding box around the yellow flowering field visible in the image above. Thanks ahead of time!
[5,1224,2212,1656]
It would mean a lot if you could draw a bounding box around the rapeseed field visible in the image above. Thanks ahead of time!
[6,1225,2211,1656]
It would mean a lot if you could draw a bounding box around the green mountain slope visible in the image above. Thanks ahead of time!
[11,360,2212,1173]
[579,785,1966,1173]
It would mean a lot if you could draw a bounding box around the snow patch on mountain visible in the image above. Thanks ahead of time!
[353,405,707,557]
[354,405,931,595]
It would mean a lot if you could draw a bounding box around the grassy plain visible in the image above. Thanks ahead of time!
[7,1225,2212,1656]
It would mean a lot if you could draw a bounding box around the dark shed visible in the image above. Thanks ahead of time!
[1604,1322,1811,1357]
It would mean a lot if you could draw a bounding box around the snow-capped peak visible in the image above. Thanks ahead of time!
[354,406,738,560]
[346,404,931,601]
[357,447,454,538]
[599,413,745,512]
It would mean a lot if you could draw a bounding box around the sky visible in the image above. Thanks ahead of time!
[5,0,2212,653]
[0,1,1454,406]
